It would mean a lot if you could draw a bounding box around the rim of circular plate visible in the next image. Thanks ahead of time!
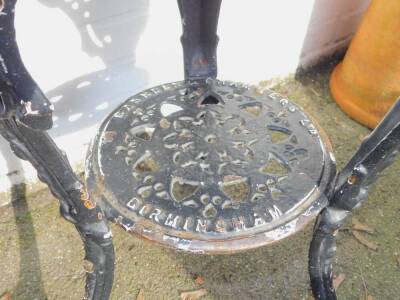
[85,80,336,254]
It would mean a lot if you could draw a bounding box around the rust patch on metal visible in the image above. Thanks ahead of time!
[103,131,117,143]
[83,260,94,273]
[81,188,96,209]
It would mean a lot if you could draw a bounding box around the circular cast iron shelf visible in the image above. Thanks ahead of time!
[85,79,336,254]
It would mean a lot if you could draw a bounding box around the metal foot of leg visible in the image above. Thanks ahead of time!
[309,207,349,300]
[78,222,115,300]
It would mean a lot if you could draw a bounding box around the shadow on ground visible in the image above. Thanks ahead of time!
[38,0,150,137]
[169,231,314,299]
[47,65,148,138]
[10,184,47,299]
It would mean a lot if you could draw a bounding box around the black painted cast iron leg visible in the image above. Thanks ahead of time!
[0,0,52,130]
[0,119,115,300]
[177,0,222,81]
[309,98,400,299]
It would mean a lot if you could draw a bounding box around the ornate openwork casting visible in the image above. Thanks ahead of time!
[1,0,400,299]
[86,79,335,253]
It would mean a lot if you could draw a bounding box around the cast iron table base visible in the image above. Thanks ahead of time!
[1,0,400,299]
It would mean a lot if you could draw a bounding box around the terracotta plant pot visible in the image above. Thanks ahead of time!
[330,0,400,128]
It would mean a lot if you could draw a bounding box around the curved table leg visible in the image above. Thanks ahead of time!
[0,0,52,130]
[309,98,400,299]
[309,207,348,300]
[0,118,114,300]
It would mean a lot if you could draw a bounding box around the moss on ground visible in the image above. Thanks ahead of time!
[0,65,399,299]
